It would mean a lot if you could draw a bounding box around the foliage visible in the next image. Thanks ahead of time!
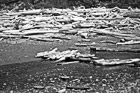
[0,0,140,10]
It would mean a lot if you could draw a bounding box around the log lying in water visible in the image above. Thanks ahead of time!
[93,58,140,66]
[90,47,140,53]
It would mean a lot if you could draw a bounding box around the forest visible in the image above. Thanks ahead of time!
[0,0,140,10]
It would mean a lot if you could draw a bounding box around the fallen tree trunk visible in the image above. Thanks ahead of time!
[90,29,136,37]
[116,40,140,45]
[66,86,90,90]
[123,12,140,18]
[4,9,43,16]
[93,58,140,66]
[75,42,96,47]
[90,47,140,53]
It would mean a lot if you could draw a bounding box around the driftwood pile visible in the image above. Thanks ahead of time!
[1,7,140,66]
[35,48,96,63]
[0,7,140,43]
[35,48,140,66]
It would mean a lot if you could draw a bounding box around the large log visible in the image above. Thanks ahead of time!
[90,29,136,37]
[123,12,140,18]
[90,47,140,53]
[93,58,140,66]
[116,40,140,45]
[90,29,139,40]
[4,9,43,16]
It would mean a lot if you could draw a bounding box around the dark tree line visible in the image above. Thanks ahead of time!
[0,0,140,10]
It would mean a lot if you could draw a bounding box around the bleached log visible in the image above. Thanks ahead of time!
[93,58,140,66]
[116,40,140,45]
[75,42,96,47]
[35,48,58,58]
[57,61,79,65]
[90,47,140,53]
[66,86,90,90]
[4,9,43,16]
[91,29,136,37]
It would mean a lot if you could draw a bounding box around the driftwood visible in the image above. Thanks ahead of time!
[51,36,71,40]
[116,40,140,45]
[25,36,58,42]
[66,86,90,90]
[80,33,89,39]
[35,48,58,58]
[78,39,91,42]
[0,33,21,38]
[75,42,96,47]
[15,29,59,36]
[123,12,140,18]
[73,57,91,62]
[93,58,140,66]
[90,29,137,38]
[57,88,66,93]
[5,9,43,16]
[35,48,95,62]
[90,47,140,53]
[59,30,77,35]
[0,7,140,46]
[0,28,11,32]
[100,40,117,44]
[57,61,79,65]
[3,30,21,34]
[36,49,78,60]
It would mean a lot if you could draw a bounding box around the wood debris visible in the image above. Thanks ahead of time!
[57,61,79,65]
[1,7,140,66]
[0,7,140,44]
[35,48,95,63]
[90,47,140,53]
[93,58,140,66]
[66,86,90,90]
[57,88,66,93]
[116,40,140,45]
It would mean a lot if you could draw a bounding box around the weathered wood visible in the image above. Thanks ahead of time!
[35,48,58,58]
[90,47,140,53]
[90,29,137,38]
[4,9,43,16]
[57,88,66,93]
[66,86,90,90]
[123,12,140,18]
[75,42,96,47]
[57,61,79,65]
[51,36,71,40]
[116,40,140,45]
[93,58,140,66]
